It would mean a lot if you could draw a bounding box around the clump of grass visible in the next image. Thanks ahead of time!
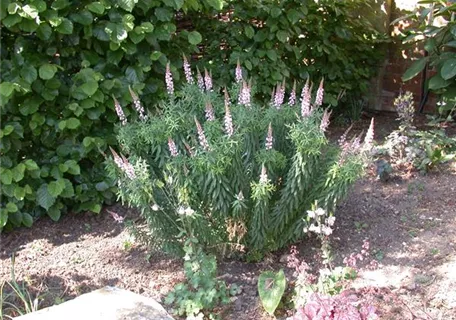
[0,253,42,319]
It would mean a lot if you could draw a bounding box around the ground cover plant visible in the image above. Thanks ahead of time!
[108,59,375,256]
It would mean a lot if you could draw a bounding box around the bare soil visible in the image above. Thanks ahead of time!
[1,113,455,320]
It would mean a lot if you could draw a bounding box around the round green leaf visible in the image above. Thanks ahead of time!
[48,180,65,197]
[0,82,15,97]
[276,30,288,43]
[20,65,38,84]
[440,59,456,80]
[0,169,13,185]
[39,64,58,80]
[188,31,202,45]
[244,25,255,39]
[150,51,162,61]
[6,202,18,213]
[87,2,105,15]
[80,80,99,96]
[56,18,73,34]
[66,118,81,129]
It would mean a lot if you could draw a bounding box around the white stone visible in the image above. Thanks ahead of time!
[15,286,173,320]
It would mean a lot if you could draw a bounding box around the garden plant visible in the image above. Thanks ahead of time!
[108,59,375,255]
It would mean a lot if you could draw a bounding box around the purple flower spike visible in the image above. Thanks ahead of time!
[129,86,147,121]
[204,68,213,92]
[238,80,251,107]
[300,79,312,118]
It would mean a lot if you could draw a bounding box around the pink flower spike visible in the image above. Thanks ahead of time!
[194,117,210,151]
[129,86,147,121]
[288,80,296,106]
[165,62,174,95]
[109,147,124,169]
[238,80,251,107]
[196,67,205,91]
[265,123,273,150]
[273,81,285,109]
[204,101,215,121]
[168,137,178,157]
[235,59,243,83]
[113,96,127,125]
[315,78,324,107]
[183,54,194,84]
[120,154,136,180]
[204,68,213,92]
[224,87,231,106]
[224,98,234,137]
[320,108,332,132]
[300,79,313,118]
[259,164,268,184]
[270,86,276,104]
[363,118,375,150]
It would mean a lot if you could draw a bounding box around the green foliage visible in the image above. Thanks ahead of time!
[399,1,456,100]
[191,0,387,105]
[0,0,219,229]
[164,237,232,319]
[0,254,41,319]
[379,91,455,172]
[110,62,372,255]
[258,269,287,316]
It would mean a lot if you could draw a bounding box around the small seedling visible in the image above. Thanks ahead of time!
[354,221,368,232]
[430,248,439,256]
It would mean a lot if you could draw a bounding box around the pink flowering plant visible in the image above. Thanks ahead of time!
[107,57,374,254]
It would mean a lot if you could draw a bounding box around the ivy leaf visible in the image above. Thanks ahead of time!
[56,18,73,34]
[87,2,105,15]
[119,0,137,12]
[37,184,57,211]
[258,269,286,316]
[440,59,456,80]
[188,31,202,45]
[402,58,428,81]
[39,64,58,80]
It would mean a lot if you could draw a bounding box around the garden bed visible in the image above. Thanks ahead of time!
[1,114,455,320]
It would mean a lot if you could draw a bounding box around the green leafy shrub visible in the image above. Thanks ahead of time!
[190,0,387,105]
[109,60,374,254]
[0,0,221,229]
[164,237,232,319]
